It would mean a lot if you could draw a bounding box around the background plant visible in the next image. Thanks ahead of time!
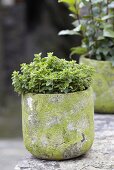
[59,0,114,65]
[12,52,94,94]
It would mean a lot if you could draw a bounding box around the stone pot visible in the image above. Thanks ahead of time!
[22,87,94,160]
[80,56,114,113]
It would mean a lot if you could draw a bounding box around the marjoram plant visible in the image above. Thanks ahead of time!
[12,52,94,94]
[59,0,114,65]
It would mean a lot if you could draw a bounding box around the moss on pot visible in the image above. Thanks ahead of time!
[80,57,114,113]
[22,87,94,160]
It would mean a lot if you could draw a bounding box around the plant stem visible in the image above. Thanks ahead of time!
[89,0,94,21]
[113,11,114,31]
[75,3,80,25]
[106,0,109,23]
[95,2,102,49]
[89,0,96,58]
[99,2,102,18]
[107,0,109,15]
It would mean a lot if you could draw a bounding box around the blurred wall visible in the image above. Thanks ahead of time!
[0,2,26,138]
[0,0,80,138]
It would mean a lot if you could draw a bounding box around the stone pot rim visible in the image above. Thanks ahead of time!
[22,87,92,96]
[80,56,113,65]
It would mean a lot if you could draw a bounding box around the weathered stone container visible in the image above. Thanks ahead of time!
[22,87,94,160]
[80,57,114,113]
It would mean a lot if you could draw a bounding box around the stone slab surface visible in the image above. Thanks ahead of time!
[15,114,114,170]
[0,139,29,170]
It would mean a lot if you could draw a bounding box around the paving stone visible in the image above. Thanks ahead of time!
[0,139,28,170]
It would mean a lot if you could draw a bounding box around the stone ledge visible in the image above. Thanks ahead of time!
[15,114,114,170]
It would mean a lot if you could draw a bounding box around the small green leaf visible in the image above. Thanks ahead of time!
[108,2,114,9]
[81,0,89,5]
[97,36,105,40]
[103,29,114,38]
[58,0,75,5]
[73,24,82,32]
[102,14,114,21]
[92,0,103,4]
[71,47,88,55]
[58,30,80,35]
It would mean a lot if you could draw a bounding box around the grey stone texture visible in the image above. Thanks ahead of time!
[0,139,29,170]
[15,114,114,170]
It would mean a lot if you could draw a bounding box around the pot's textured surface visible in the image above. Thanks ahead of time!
[80,57,114,113]
[15,114,114,170]
[22,88,94,160]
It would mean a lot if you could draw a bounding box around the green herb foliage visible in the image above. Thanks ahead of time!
[12,52,94,94]
[59,0,114,66]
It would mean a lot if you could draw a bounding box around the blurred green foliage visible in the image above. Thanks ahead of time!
[59,0,114,65]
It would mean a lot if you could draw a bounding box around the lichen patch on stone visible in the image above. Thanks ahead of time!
[70,98,89,115]
[27,97,33,111]
[46,116,61,128]
[93,92,96,101]
[31,136,38,145]
[41,135,48,147]
[67,123,76,131]
[63,142,83,159]
[49,95,64,103]
[28,113,37,125]
[77,116,89,131]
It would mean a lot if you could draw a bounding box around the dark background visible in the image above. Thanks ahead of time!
[0,0,80,138]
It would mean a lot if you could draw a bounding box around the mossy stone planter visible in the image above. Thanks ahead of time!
[80,57,114,113]
[22,88,94,160]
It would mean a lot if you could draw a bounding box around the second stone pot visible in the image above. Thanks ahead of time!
[22,87,94,160]
[80,56,114,113]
